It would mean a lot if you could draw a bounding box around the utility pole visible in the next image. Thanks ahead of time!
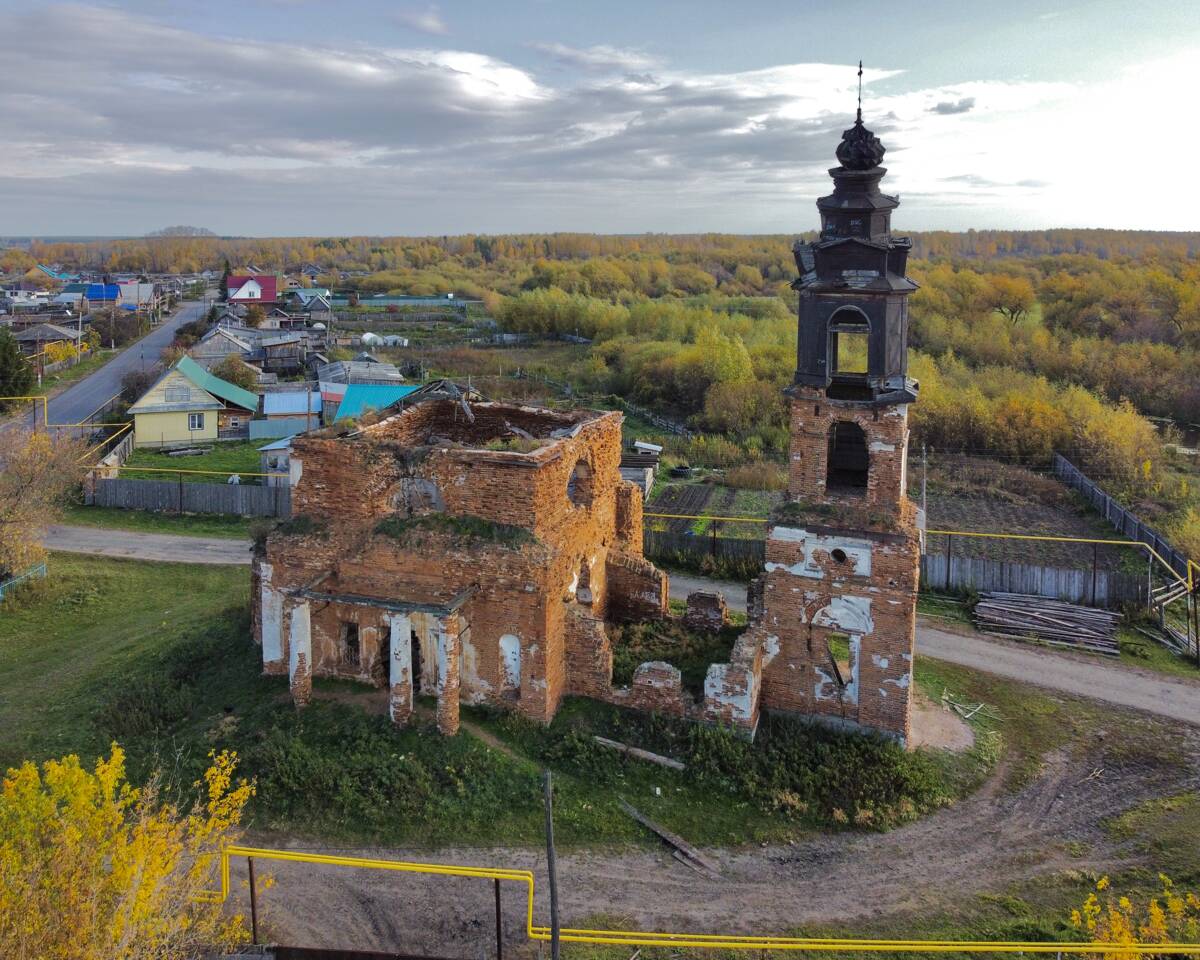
[543,771,560,960]
[921,443,928,517]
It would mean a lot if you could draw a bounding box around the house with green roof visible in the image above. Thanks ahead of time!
[129,355,260,448]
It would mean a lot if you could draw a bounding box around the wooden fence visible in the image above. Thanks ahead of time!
[86,477,291,518]
[1054,453,1192,578]
[643,531,1149,608]
[919,553,1147,607]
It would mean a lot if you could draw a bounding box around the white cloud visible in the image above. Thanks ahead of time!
[0,5,1195,233]
[393,5,448,36]
[529,42,661,73]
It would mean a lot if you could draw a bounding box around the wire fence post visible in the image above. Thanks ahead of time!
[543,770,560,960]
[944,534,953,593]
[248,856,259,944]
[494,877,503,960]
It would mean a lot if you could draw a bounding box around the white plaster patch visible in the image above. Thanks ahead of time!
[260,563,284,665]
[814,666,837,701]
[767,527,873,579]
[882,673,910,689]
[871,654,890,669]
[763,634,781,666]
[704,663,754,720]
[287,601,311,683]
[813,596,874,634]
[868,441,896,452]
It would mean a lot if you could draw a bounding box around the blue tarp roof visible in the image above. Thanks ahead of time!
[333,384,419,421]
[86,283,121,300]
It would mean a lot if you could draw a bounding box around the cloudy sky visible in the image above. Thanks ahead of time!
[2,0,1198,236]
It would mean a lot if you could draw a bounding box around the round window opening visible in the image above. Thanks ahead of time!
[566,459,593,508]
[830,548,848,564]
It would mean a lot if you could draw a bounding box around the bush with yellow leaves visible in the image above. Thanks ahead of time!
[0,745,255,959]
[1072,874,1200,957]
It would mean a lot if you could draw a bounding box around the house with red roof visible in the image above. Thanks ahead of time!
[227,274,278,305]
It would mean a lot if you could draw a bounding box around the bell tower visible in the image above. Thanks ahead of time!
[752,88,921,744]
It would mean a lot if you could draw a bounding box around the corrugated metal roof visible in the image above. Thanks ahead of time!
[176,355,260,412]
[333,384,420,421]
[257,436,296,452]
[262,391,322,416]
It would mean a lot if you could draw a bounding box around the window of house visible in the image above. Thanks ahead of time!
[165,386,190,402]
[341,622,360,667]
[188,412,205,431]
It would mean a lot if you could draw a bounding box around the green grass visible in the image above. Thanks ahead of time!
[609,618,743,695]
[122,440,265,483]
[1118,626,1200,679]
[0,552,248,767]
[59,503,254,539]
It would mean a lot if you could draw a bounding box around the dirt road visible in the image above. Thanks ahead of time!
[44,525,1200,723]
[43,524,251,565]
[235,734,1198,953]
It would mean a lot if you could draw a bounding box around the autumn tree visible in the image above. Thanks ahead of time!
[986,274,1036,323]
[243,304,266,329]
[213,354,259,390]
[0,746,255,959]
[0,430,85,578]
[0,330,34,411]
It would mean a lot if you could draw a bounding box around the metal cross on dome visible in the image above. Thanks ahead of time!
[857,60,863,121]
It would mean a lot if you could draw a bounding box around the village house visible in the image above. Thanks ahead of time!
[129,355,259,447]
[12,322,84,356]
[227,274,279,306]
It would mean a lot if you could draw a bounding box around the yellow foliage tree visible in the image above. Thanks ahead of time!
[0,430,85,577]
[1072,875,1200,958]
[0,746,254,959]
[44,340,79,365]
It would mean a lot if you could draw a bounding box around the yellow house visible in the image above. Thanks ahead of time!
[129,356,258,448]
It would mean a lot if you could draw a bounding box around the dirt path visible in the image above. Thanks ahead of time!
[234,731,1199,953]
[43,524,251,565]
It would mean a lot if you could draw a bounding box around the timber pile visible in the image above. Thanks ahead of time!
[973,592,1120,656]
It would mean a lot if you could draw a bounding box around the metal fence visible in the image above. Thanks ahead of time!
[1054,453,1192,579]
[0,563,47,601]
[87,478,291,517]
[250,417,315,440]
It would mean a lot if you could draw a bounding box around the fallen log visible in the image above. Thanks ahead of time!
[593,736,686,771]
[618,799,721,877]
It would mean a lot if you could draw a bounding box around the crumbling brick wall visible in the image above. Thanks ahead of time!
[683,591,730,633]
[254,399,670,731]
[787,387,911,519]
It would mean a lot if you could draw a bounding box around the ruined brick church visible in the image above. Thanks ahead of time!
[252,108,920,744]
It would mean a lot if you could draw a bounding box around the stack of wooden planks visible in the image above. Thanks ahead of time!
[973,592,1121,656]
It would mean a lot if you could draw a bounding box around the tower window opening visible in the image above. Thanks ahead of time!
[826,421,869,492]
[829,307,870,377]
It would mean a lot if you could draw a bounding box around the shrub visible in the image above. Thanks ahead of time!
[724,462,788,491]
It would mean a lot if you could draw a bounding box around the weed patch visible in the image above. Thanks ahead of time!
[374,513,535,548]
[609,619,742,695]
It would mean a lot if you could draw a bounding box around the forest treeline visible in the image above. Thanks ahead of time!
[7,229,1199,553]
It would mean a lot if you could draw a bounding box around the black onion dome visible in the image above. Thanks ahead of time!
[836,117,885,170]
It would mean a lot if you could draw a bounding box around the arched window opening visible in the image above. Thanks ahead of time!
[826,421,869,492]
[829,307,870,377]
[566,459,593,508]
[576,558,593,604]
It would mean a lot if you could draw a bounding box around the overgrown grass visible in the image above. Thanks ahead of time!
[33,349,117,397]
[1118,627,1200,679]
[609,618,743,695]
[122,440,265,483]
[375,512,535,548]
[59,502,254,539]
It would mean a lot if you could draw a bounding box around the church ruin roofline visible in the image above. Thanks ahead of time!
[300,399,621,465]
